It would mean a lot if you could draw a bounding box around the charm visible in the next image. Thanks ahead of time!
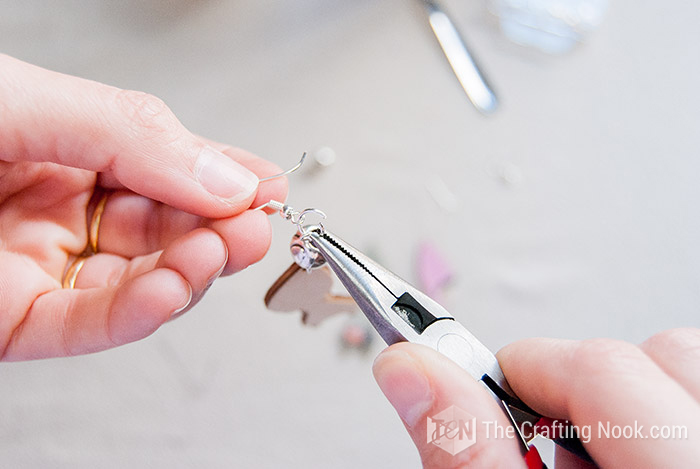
[263,199,358,326]
[264,263,357,326]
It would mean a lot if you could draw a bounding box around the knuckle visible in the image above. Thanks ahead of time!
[115,89,179,138]
[572,338,647,377]
[643,328,700,354]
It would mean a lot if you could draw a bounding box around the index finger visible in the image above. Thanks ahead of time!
[0,54,260,218]
[497,337,700,467]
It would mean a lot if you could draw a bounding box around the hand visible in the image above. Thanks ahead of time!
[0,54,287,361]
[373,328,700,468]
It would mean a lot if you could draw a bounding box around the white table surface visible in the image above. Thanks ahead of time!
[1,1,699,467]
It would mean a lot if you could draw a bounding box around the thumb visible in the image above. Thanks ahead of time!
[373,343,529,469]
[0,54,258,218]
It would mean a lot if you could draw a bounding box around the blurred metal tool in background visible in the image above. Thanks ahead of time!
[421,0,498,114]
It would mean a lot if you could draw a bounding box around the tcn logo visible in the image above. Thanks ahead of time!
[427,405,477,456]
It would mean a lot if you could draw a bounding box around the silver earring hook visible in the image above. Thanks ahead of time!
[258,152,307,183]
[254,199,287,212]
[251,152,308,212]
[255,200,326,234]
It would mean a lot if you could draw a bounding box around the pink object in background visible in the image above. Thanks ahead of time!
[417,241,454,304]
[340,322,374,353]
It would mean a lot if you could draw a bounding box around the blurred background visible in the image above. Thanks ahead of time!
[1,0,699,467]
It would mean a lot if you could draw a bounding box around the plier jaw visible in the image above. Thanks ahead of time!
[302,226,446,342]
[303,227,509,389]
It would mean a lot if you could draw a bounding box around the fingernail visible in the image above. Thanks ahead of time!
[207,234,229,287]
[373,349,434,428]
[171,282,193,318]
[205,255,227,290]
[195,146,259,202]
